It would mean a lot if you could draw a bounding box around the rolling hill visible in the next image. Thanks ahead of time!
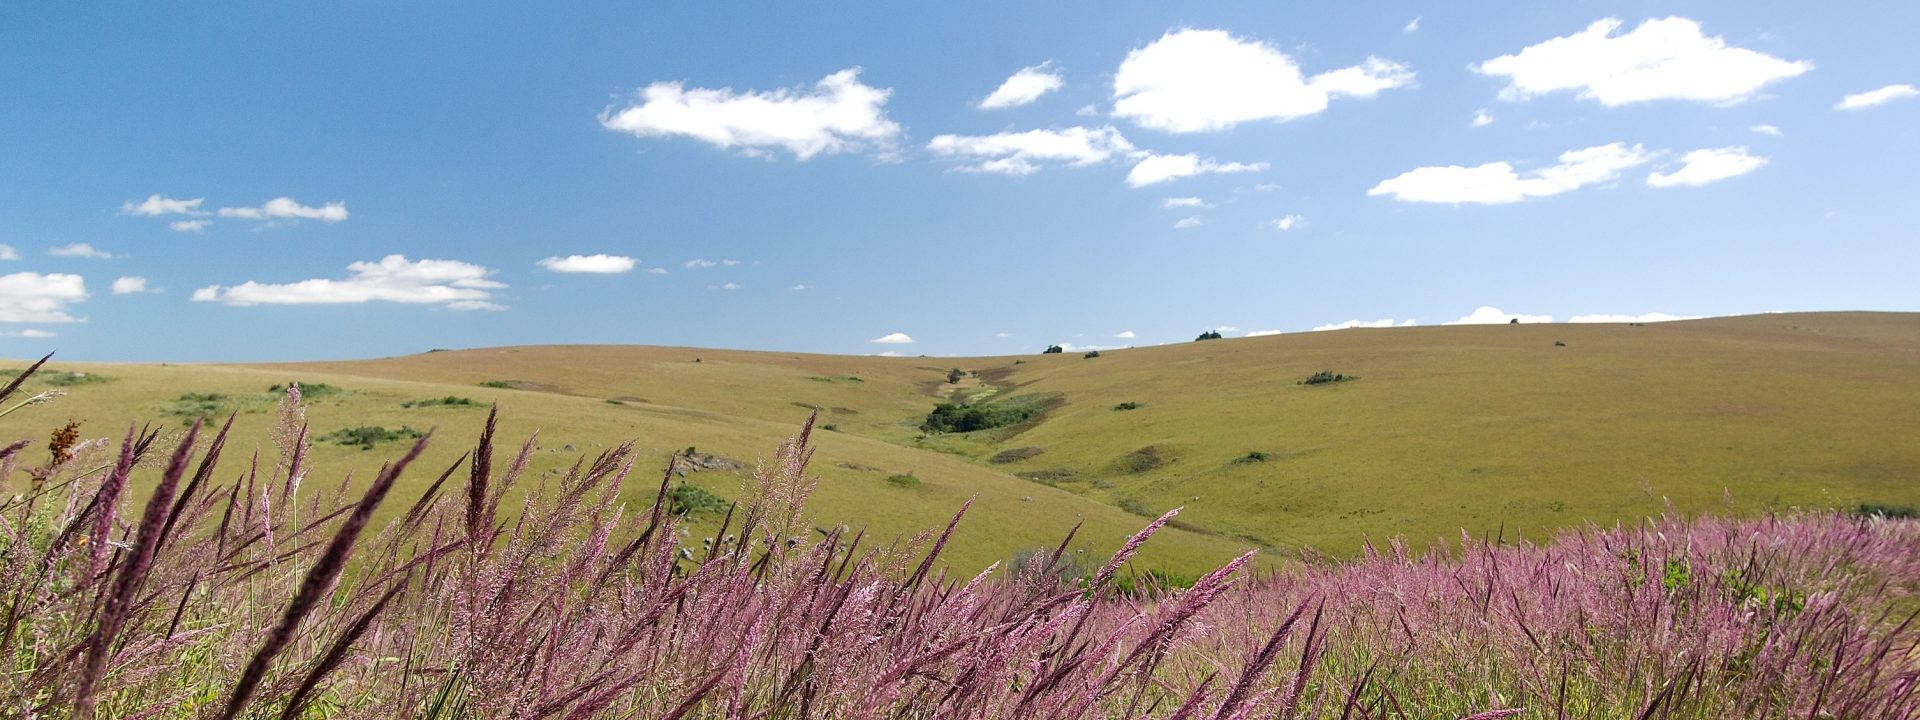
[5,311,1916,576]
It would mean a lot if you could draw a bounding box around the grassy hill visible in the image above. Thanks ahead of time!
[5,311,1916,576]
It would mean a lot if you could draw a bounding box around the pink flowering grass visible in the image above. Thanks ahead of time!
[0,361,1914,719]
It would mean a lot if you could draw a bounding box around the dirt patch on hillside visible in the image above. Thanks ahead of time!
[830,406,858,415]
[1116,445,1170,474]
[674,452,745,477]
[836,461,880,472]
[989,447,1045,464]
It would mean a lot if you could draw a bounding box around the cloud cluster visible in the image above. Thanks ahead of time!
[980,63,1065,109]
[1836,84,1917,111]
[192,254,505,310]
[122,195,205,216]
[1312,318,1418,331]
[1475,17,1810,106]
[1647,147,1767,187]
[538,254,636,274]
[927,126,1137,175]
[218,197,349,222]
[50,243,115,259]
[602,68,901,160]
[1369,142,1653,204]
[111,276,149,295]
[0,272,88,323]
[1112,29,1413,133]
[870,332,913,344]
[1126,153,1266,187]
[1445,306,1553,325]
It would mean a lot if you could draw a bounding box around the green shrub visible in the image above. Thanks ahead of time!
[1083,351,1100,359]
[401,396,480,408]
[1042,345,1064,354]
[1300,370,1357,385]
[885,473,921,489]
[1855,503,1917,519]
[667,484,730,516]
[319,425,423,450]
[1195,330,1223,341]
[1113,401,1142,411]
[920,399,1043,433]
[1233,451,1271,464]
[40,371,112,387]
[946,368,965,384]
[820,423,838,431]
[268,382,342,397]
[478,380,515,389]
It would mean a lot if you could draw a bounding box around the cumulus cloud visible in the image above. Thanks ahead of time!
[1475,17,1809,106]
[1445,306,1552,324]
[1568,312,1699,323]
[3,328,57,338]
[979,63,1065,109]
[789,284,810,291]
[1114,330,1136,339]
[1312,318,1418,331]
[110,276,148,295]
[646,267,668,275]
[1244,329,1284,337]
[1749,124,1782,136]
[684,259,718,269]
[218,197,349,223]
[1162,197,1210,208]
[1113,29,1414,133]
[1471,109,1494,127]
[1836,84,1918,111]
[926,126,1137,175]
[191,254,505,310]
[1369,142,1652,204]
[1126,153,1267,187]
[1403,17,1420,33]
[49,243,115,259]
[170,219,211,232]
[122,194,205,216]
[0,245,17,261]
[870,332,913,344]
[601,68,901,160]
[1269,215,1304,231]
[712,282,740,290]
[538,254,636,274]
[1173,216,1203,229]
[1647,146,1767,187]
[0,272,88,323]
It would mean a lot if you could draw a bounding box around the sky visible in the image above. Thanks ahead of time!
[1,2,1916,361]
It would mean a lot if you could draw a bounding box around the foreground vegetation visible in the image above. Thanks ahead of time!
[1,360,1915,718]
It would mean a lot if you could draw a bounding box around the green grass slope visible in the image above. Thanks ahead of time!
[6,311,1916,573]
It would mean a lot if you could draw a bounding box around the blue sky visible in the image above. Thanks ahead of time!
[1,2,1915,361]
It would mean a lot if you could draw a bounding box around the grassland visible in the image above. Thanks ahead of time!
[4,310,1916,575]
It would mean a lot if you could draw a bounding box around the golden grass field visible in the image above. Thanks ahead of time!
[5,311,1916,577]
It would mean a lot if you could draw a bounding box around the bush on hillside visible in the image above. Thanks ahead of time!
[1042,345,1064,354]
[1083,350,1100,359]
[946,368,964,383]
[1112,401,1142,411]
[319,425,423,450]
[885,473,921,489]
[1195,330,1224,341]
[920,399,1043,433]
[1300,370,1356,385]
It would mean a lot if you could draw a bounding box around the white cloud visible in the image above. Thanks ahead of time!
[1269,215,1304,231]
[49,243,115,259]
[169,219,211,232]
[927,126,1137,175]
[1113,29,1414,133]
[218,197,348,223]
[122,194,205,216]
[1647,146,1767,187]
[870,332,913,344]
[0,245,17,261]
[1835,84,1918,111]
[1475,17,1809,106]
[1369,142,1652,204]
[1114,330,1136,339]
[538,254,636,274]
[1056,342,1123,353]
[110,276,148,295]
[1445,306,1552,325]
[1075,104,1098,117]
[1244,329,1284,337]
[789,284,810,291]
[1568,312,1698,323]
[0,272,87,323]
[1403,17,1420,33]
[190,254,505,309]
[1173,216,1204,229]
[1312,318,1417,331]
[646,267,668,275]
[684,259,718,269]
[1471,109,1494,127]
[1749,124,1782,136]
[875,351,904,357]
[721,259,740,266]
[1162,197,1210,208]
[4,328,57,338]
[979,63,1065,109]
[716,282,740,290]
[1126,153,1267,187]
[601,68,901,160]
